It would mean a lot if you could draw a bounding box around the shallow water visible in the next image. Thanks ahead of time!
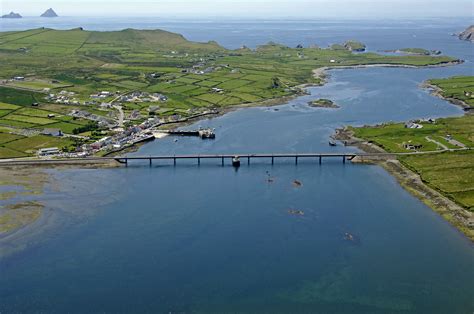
[0,18,473,313]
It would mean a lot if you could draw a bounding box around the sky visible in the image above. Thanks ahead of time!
[1,0,473,18]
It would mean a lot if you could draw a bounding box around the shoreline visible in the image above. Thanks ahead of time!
[1,60,466,243]
[421,81,471,110]
[108,61,462,157]
[334,80,474,241]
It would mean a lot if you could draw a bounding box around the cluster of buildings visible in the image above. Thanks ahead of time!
[404,118,436,129]
[90,91,117,99]
[70,109,116,128]
[119,92,168,103]
[45,90,80,105]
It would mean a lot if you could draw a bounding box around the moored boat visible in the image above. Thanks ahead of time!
[232,156,241,167]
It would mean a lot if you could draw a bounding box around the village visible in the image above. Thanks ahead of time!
[37,106,219,158]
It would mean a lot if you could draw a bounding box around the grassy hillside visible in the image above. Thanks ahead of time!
[0,28,461,158]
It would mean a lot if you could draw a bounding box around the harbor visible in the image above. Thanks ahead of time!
[153,128,216,139]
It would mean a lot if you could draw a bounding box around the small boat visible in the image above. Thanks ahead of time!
[232,156,241,167]
[329,140,337,146]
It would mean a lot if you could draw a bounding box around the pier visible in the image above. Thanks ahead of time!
[155,128,216,139]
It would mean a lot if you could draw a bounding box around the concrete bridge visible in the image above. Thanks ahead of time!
[114,153,360,166]
[0,149,468,167]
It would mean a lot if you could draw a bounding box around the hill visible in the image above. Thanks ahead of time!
[459,25,474,42]
[40,8,58,18]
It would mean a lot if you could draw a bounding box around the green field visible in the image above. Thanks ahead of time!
[428,76,474,107]
[0,28,460,157]
[1,134,74,156]
[352,76,474,210]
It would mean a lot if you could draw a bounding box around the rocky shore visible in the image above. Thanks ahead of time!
[333,80,474,241]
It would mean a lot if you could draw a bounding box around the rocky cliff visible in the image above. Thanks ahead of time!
[459,25,474,42]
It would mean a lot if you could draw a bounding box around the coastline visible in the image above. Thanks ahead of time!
[421,81,471,110]
[1,61,466,243]
[334,84,474,241]
[114,61,463,157]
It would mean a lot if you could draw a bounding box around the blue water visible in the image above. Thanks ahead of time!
[1,18,473,313]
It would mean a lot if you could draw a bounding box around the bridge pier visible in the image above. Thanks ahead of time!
[319,155,322,165]
[343,155,346,164]
[271,156,274,165]
[221,157,224,166]
[295,156,298,165]
[174,157,176,166]
[248,157,250,165]
[198,157,201,166]
[149,158,152,167]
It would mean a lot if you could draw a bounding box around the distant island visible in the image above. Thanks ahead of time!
[459,25,474,42]
[41,8,58,17]
[1,11,22,19]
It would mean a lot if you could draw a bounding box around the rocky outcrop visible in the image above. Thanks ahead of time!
[459,25,474,42]
[41,8,58,17]
[343,40,366,52]
[1,11,22,18]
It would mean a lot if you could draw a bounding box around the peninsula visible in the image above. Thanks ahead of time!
[338,76,474,240]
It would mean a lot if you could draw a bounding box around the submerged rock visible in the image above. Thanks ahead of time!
[292,180,303,187]
[288,209,305,216]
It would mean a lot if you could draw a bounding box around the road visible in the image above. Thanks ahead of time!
[0,148,470,166]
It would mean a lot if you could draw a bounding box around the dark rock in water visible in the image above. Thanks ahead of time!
[41,8,58,17]
[288,209,305,216]
[459,25,474,42]
[292,180,303,187]
[2,12,22,18]
[343,232,360,244]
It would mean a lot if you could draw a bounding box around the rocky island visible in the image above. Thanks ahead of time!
[1,11,22,18]
[387,48,442,56]
[41,8,58,17]
[459,25,474,42]
[343,40,366,52]
[308,99,340,108]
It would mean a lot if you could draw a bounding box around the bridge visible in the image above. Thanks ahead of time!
[113,149,471,166]
[0,149,468,167]
[113,153,360,166]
